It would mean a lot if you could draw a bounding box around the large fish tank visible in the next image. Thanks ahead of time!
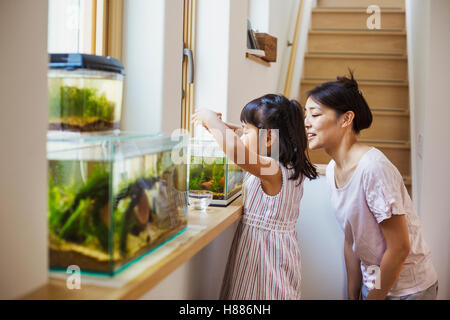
[48,54,124,132]
[189,139,244,206]
[47,132,188,276]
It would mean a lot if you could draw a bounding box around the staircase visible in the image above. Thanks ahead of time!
[299,0,411,195]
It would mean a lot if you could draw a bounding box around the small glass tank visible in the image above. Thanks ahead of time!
[47,132,188,276]
[48,54,125,132]
[189,139,244,206]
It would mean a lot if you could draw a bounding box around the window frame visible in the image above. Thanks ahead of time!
[48,0,123,60]
[181,0,197,134]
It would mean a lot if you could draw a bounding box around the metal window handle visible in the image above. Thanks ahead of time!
[184,48,194,84]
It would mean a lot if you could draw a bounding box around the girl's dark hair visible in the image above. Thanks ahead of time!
[307,70,372,134]
[240,94,318,181]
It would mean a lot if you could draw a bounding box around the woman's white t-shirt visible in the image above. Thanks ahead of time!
[326,147,437,297]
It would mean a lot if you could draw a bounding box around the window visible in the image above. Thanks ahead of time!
[47,0,123,60]
[48,0,94,54]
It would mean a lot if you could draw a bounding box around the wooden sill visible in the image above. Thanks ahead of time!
[246,53,271,67]
[22,198,243,300]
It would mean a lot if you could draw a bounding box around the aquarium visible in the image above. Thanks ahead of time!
[48,54,125,132]
[189,139,244,206]
[47,132,188,276]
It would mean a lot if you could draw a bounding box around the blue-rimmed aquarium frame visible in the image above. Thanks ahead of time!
[47,131,189,277]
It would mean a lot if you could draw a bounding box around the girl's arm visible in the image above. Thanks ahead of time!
[214,112,244,137]
[223,121,243,137]
[344,239,362,300]
[192,109,282,195]
[365,214,410,300]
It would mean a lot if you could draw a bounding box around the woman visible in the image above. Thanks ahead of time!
[303,72,438,300]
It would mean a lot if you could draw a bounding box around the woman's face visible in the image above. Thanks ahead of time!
[304,97,344,150]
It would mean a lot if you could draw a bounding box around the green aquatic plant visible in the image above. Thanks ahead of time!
[49,85,115,122]
[210,161,225,193]
[49,165,111,251]
[189,170,205,190]
[188,157,225,193]
[49,161,163,256]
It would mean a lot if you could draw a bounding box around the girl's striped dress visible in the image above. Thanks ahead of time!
[219,163,304,300]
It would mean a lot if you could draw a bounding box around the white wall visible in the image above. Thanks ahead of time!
[298,177,346,299]
[419,0,450,300]
[249,0,270,32]
[121,0,164,134]
[0,0,49,299]
[194,0,231,135]
[226,0,298,124]
[194,0,298,131]
[405,0,430,213]
[406,0,450,299]
[121,0,183,134]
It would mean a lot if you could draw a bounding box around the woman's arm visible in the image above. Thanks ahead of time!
[192,109,282,195]
[344,239,362,300]
[365,214,410,300]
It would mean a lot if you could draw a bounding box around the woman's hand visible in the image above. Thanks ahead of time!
[191,109,222,131]
[365,214,410,300]
[344,239,362,300]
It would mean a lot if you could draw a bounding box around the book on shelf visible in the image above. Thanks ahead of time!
[246,49,266,57]
[247,19,259,50]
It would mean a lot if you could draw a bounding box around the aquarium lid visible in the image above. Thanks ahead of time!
[49,53,125,75]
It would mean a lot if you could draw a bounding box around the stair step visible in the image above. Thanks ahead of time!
[308,139,411,176]
[313,8,405,13]
[403,176,412,185]
[303,53,408,81]
[360,110,410,141]
[309,30,406,35]
[311,8,405,30]
[317,0,404,9]
[362,139,411,176]
[308,30,407,55]
[300,79,409,110]
[370,107,410,114]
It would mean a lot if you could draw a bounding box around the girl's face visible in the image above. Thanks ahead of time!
[240,122,259,153]
[304,97,344,150]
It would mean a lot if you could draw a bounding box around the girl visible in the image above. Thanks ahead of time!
[192,94,318,299]
[304,72,438,300]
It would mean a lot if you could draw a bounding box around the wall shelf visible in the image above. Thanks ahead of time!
[245,52,271,67]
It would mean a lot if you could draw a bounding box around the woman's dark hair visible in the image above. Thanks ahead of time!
[307,70,372,134]
[240,94,318,181]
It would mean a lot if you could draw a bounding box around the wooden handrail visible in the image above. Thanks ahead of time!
[283,0,304,98]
